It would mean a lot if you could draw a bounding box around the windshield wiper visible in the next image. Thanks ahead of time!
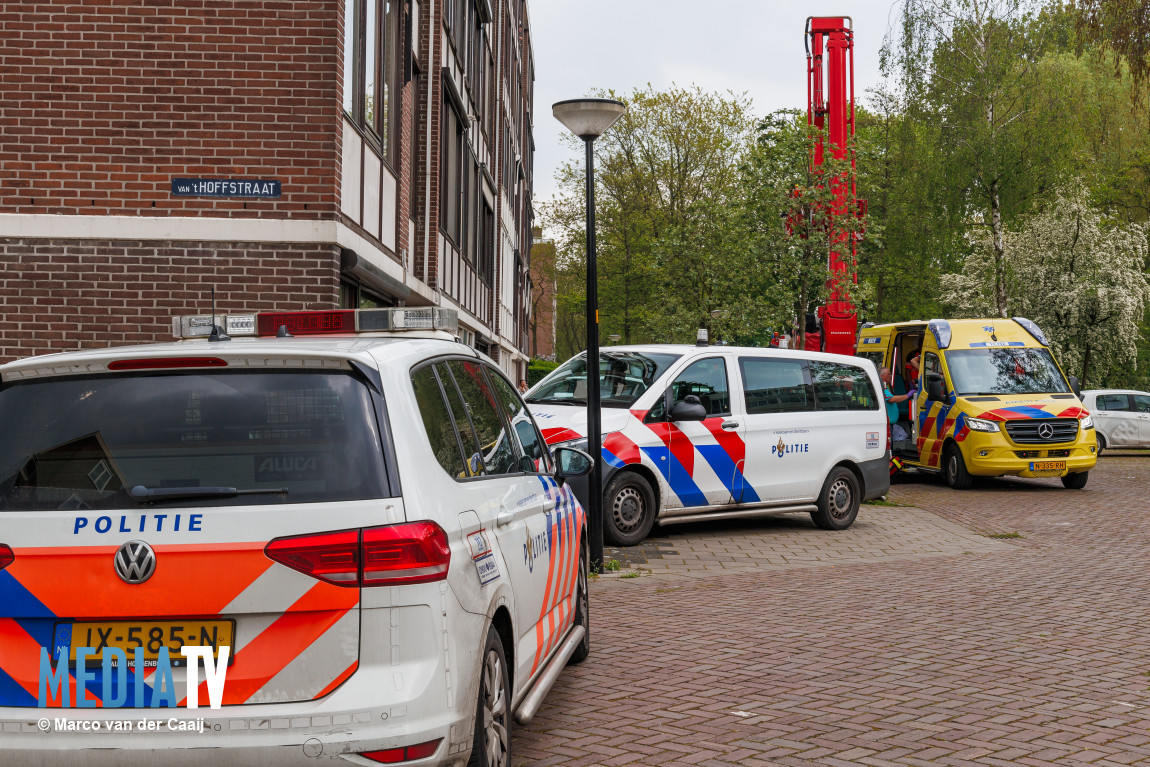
[129,485,289,503]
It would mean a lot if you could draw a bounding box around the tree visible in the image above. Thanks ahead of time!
[939,183,1149,385]
[888,0,1081,317]
[541,85,760,347]
[1072,0,1150,95]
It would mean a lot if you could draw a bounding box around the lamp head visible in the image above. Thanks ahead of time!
[552,98,627,140]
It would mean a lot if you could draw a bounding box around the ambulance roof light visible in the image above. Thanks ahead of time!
[1012,317,1048,346]
[173,308,459,340]
[927,319,952,349]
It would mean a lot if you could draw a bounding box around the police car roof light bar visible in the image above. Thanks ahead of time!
[927,319,952,349]
[173,308,460,339]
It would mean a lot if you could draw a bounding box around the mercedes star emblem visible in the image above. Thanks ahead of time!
[114,540,156,584]
[1037,423,1055,440]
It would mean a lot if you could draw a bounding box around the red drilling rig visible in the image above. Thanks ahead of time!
[803,16,865,355]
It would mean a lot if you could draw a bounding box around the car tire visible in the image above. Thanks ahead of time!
[944,443,973,490]
[603,472,656,547]
[1096,433,1107,454]
[811,466,860,530]
[467,625,512,767]
[1062,471,1089,490]
[568,539,590,665]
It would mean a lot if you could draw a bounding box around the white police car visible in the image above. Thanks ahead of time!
[0,307,591,766]
[527,344,890,545]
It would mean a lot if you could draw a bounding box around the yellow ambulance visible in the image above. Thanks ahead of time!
[857,318,1098,489]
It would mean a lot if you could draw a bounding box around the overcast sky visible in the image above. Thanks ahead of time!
[529,0,903,205]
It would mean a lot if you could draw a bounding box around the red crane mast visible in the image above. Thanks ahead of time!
[804,16,863,355]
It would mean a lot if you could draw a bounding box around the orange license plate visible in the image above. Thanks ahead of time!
[1030,461,1066,472]
[59,620,234,666]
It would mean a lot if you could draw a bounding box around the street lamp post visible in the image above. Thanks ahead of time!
[552,97,626,571]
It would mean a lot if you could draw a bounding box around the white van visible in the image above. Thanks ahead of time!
[527,345,890,545]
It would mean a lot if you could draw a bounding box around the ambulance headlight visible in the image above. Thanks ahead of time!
[1080,415,1094,430]
[965,417,999,433]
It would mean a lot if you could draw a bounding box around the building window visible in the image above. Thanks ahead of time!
[440,100,462,244]
[343,0,399,164]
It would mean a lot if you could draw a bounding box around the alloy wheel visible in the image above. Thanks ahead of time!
[482,649,508,766]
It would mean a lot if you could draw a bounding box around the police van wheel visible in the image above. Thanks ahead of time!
[1062,471,1089,490]
[944,444,973,490]
[1096,433,1107,454]
[568,540,591,665]
[468,626,512,767]
[603,472,656,546]
[811,467,860,530]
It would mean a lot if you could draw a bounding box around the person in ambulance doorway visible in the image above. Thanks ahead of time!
[881,367,914,441]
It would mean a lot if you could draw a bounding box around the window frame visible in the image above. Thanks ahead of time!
[738,356,816,415]
[664,355,733,420]
[809,360,881,412]
[343,0,401,169]
[410,356,555,483]
[1095,393,1133,412]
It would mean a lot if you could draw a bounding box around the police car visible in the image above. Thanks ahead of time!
[527,344,890,545]
[0,307,591,766]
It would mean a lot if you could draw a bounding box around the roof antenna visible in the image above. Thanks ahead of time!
[208,286,230,342]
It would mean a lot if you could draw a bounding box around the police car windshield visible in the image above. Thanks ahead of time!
[0,370,390,510]
[945,347,1071,396]
[528,352,681,408]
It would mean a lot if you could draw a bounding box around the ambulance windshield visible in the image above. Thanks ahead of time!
[0,370,390,510]
[528,351,681,408]
[945,347,1071,396]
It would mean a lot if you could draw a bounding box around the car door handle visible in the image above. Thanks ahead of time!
[498,496,556,527]
[721,420,740,430]
[496,509,518,527]
[544,498,557,512]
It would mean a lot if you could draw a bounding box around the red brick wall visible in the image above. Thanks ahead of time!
[0,1,341,219]
[0,240,340,363]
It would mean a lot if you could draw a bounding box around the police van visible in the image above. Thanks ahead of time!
[0,307,590,766]
[857,318,1097,489]
[526,344,890,546]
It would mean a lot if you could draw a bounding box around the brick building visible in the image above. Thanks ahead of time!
[0,0,537,378]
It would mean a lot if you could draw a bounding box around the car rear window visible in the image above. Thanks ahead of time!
[0,370,390,510]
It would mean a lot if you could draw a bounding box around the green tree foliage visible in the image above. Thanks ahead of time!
[940,184,1150,385]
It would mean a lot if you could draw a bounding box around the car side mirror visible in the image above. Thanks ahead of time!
[670,394,707,422]
[926,373,946,402]
[1068,375,1082,398]
[553,447,594,486]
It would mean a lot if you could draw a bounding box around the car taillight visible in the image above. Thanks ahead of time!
[108,357,228,370]
[361,739,442,763]
[363,521,451,586]
[265,523,450,588]
[0,545,13,571]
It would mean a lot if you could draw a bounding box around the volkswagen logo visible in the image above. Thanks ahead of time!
[1037,422,1055,440]
[114,541,156,584]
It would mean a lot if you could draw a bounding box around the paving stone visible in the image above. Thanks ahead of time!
[512,452,1150,766]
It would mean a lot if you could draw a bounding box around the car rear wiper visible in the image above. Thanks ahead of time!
[129,485,289,502]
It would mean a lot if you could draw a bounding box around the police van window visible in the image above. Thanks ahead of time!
[485,369,552,474]
[1135,395,1150,413]
[1096,394,1132,411]
[0,371,390,511]
[445,360,519,476]
[671,358,730,416]
[810,361,879,411]
[411,366,469,478]
[740,357,813,414]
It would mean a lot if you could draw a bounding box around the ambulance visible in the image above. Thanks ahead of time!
[856,318,1097,489]
[0,306,591,766]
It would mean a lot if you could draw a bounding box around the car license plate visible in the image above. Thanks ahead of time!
[54,620,235,667]
[1030,461,1066,471]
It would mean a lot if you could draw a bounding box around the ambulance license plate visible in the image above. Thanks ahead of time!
[55,620,234,667]
[1030,461,1066,472]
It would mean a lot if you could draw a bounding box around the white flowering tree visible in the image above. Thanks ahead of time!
[941,185,1149,386]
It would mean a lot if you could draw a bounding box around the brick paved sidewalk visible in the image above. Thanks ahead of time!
[514,454,1150,766]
